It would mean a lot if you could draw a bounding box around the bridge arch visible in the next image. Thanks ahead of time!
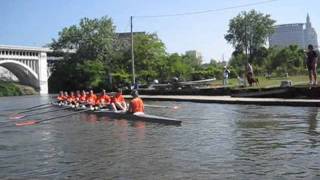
[0,60,39,89]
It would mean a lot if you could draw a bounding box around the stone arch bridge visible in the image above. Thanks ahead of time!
[0,45,51,94]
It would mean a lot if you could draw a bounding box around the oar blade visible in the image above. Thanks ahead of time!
[9,115,26,120]
[15,120,38,126]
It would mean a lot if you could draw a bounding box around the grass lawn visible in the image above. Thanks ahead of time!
[209,75,310,89]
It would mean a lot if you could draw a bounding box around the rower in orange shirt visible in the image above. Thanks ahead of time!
[75,90,81,102]
[67,91,76,105]
[78,90,87,104]
[111,88,127,111]
[96,89,111,109]
[86,90,98,110]
[56,91,65,104]
[128,90,144,114]
[63,91,69,103]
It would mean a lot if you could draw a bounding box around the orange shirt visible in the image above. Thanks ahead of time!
[79,95,87,102]
[86,94,97,105]
[62,95,68,101]
[112,95,125,103]
[67,95,76,103]
[130,97,144,113]
[96,95,111,105]
[75,95,81,102]
[57,95,65,101]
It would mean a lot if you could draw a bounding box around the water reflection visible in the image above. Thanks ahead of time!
[306,108,319,133]
[305,108,320,149]
[86,114,98,123]
[133,121,146,141]
[113,119,128,141]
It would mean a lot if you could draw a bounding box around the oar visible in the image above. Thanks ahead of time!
[24,103,51,110]
[11,105,53,116]
[145,104,179,109]
[0,103,51,116]
[15,109,91,127]
[10,106,71,120]
[0,103,50,113]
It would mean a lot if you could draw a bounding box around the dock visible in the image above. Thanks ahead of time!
[126,95,320,107]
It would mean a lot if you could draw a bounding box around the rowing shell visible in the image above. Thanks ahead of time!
[52,103,182,125]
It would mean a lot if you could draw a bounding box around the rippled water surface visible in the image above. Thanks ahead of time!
[1,95,320,179]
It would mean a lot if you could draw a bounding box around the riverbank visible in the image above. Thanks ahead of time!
[127,95,320,107]
[0,81,37,96]
[131,75,316,99]
[134,85,320,99]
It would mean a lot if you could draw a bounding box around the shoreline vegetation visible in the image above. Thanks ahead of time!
[0,81,37,97]
[48,10,317,94]
[211,75,309,89]
[0,75,316,98]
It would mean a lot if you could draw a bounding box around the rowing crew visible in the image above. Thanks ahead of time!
[56,89,144,114]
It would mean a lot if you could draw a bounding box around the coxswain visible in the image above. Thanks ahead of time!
[86,90,98,110]
[111,88,127,111]
[96,89,111,109]
[128,90,144,115]
[56,91,65,104]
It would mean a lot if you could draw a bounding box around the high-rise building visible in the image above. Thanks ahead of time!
[269,14,318,49]
[185,50,203,59]
[185,50,203,65]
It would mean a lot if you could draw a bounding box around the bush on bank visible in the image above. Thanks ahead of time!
[0,82,23,96]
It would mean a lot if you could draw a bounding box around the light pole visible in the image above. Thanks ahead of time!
[244,16,248,87]
[130,16,136,86]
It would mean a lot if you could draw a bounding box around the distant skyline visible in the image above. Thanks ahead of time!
[1,0,320,63]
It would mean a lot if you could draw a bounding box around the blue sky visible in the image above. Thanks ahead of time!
[1,0,319,63]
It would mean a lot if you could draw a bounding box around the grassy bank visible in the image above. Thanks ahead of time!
[210,75,309,89]
[0,81,37,96]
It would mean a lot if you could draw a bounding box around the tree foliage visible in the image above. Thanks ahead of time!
[49,16,117,92]
[225,10,275,61]
[48,14,309,92]
[229,45,307,77]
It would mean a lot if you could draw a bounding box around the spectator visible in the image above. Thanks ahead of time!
[306,44,318,86]
[246,63,254,86]
[223,66,230,86]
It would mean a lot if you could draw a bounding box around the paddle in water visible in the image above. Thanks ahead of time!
[10,106,71,120]
[15,109,90,127]
[10,105,53,118]
[0,103,50,113]
[24,103,51,110]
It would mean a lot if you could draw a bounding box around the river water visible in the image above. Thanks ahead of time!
[0,95,320,179]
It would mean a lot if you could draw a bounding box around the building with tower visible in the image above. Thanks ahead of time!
[269,14,318,49]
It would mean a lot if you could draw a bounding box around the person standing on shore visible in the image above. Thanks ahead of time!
[246,63,254,86]
[306,44,318,86]
[223,66,230,86]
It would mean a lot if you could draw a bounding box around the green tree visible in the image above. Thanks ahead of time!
[167,53,193,81]
[225,10,275,62]
[49,16,117,91]
[266,45,305,76]
[121,33,167,83]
